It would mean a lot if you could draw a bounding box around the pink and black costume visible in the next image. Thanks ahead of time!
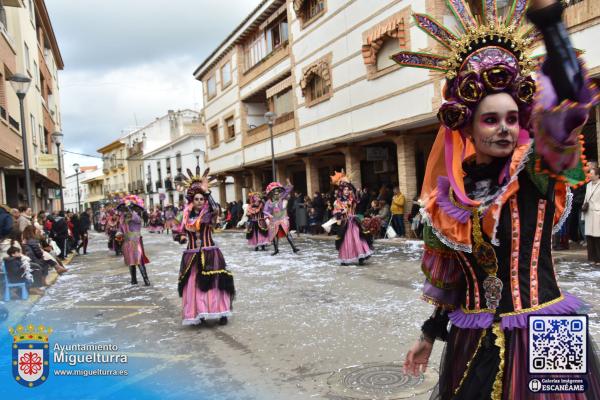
[329,171,373,265]
[245,192,270,251]
[148,209,164,233]
[117,195,151,286]
[392,1,600,398]
[263,182,299,255]
[177,169,235,326]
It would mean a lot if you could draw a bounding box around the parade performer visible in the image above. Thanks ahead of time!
[104,207,121,255]
[264,179,299,255]
[117,195,151,286]
[177,168,235,326]
[172,206,187,244]
[244,191,270,251]
[328,171,373,265]
[395,1,600,398]
[148,207,164,233]
[164,205,176,234]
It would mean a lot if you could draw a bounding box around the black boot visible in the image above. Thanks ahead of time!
[358,258,365,265]
[255,246,259,251]
[287,235,299,253]
[261,245,266,251]
[219,316,228,326]
[138,264,151,286]
[271,239,279,256]
[129,266,138,285]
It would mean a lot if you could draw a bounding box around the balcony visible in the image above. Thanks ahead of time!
[128,142,143,157]
[244,111,295,147]
[0,116,22,167]
[146,182,153,193]
[164,178,173,191]
[0,22,16,73]
[564,0,600,29]
[155,180,163,190]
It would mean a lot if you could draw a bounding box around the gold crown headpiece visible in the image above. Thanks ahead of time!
[391,0,539,79]
[177,167,218,192]
[330,170,351,187]
[9,324,53,343]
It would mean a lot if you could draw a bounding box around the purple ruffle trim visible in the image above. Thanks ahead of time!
[501,292,583,330]
[448,292,584,330]
[436,177,471,224]
[449,308,494,329]
[423,280,459,307]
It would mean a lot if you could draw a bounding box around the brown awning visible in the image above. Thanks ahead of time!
[362,14,407,65]
[4,168,61,188]
[266,76,293,98]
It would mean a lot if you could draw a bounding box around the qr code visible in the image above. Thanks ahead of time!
[529,315,587,374]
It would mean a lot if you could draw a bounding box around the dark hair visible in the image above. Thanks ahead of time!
[590,166,600,176]
[7,246,20,256]
[18,206,27,213]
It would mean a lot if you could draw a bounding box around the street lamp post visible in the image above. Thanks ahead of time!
[264,112,277,181]
[193,148,201,169]
[51,131,65,211]
[73,163,81,213]
[9,73,32,209]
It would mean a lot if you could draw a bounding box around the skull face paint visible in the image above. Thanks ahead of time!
[467,92,520,165]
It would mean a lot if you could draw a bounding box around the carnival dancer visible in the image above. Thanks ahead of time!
[327,171,373,265]
[104,207,121,255]
[177,168,235,326]
[117,195,151,286]
[148,207,164,233]
[164,205,176,234]
[264,179,299,255]
[395,0,600,398]
[172,206,187,244]
[244,191,270,251]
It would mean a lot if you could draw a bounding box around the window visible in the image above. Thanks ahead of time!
[28,0,34,21]
[210,124,219,147]
[221,61,232,88]
[30,114,36,144]
[33,61,39,88]
[175,152,182,170]
[206,75,216,99]
[295,0,326,27]
[39,125,45,153]
[225,116,235,140]
[300,55,332,106]
[376,38,401,70]
[24,43,30,71]
[243,15,288,72]
[273,89,294,116]
[165,157,171,174]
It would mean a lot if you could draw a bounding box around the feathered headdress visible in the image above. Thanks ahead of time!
[391,0,539,131]
[116,194,144,212]
[330,170,350,187]
[178,166,217,202]
[265,182,284,197]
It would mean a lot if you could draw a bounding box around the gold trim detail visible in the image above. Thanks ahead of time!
[491,323,505,400]
[499,295,564,317]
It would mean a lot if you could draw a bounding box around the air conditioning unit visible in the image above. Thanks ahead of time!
[374,160,389,173]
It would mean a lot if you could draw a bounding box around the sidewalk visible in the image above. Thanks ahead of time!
[1,251,77,329]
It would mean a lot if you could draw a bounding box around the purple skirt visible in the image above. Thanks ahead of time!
[122,235,143,266]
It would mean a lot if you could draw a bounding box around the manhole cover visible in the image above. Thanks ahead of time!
[327,362,437,399]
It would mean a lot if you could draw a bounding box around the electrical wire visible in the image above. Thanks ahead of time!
[63,149,203,162]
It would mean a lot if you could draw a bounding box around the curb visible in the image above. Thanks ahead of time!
[1,251,77,329]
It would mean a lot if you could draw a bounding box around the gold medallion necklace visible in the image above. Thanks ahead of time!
[450,189,503,310]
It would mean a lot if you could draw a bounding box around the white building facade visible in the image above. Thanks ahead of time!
[194,0,600,205]
[64,166,97,213]
[143,133,207,210]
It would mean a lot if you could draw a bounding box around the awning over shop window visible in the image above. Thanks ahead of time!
[266,76,293,98]
[362,14,406,65]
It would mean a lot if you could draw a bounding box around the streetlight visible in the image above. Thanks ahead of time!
[264,111,277,181]
[51,131,65,211]
[193,148,201,169]
[9,73,32,209]
[73,163,81,213]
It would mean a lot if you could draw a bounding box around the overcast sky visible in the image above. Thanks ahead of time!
[46,0,261,173]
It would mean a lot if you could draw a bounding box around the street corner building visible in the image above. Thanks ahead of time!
[0,0,65,212]
[192,0,600,209]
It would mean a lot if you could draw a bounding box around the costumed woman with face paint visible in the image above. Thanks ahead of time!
[178,168,235,326]
[326,170,373,265]
[395,0,600,398]
[243,191,270,251]
[263,178,299,256]
[117,195,151,286]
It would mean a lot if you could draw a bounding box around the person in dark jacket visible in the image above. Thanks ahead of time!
[51,212,69,259]
[78,210,91,254]
[69,213,81,254]
[21,226,48,287]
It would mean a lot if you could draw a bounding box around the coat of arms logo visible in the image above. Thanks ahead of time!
[9,324,52,388]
